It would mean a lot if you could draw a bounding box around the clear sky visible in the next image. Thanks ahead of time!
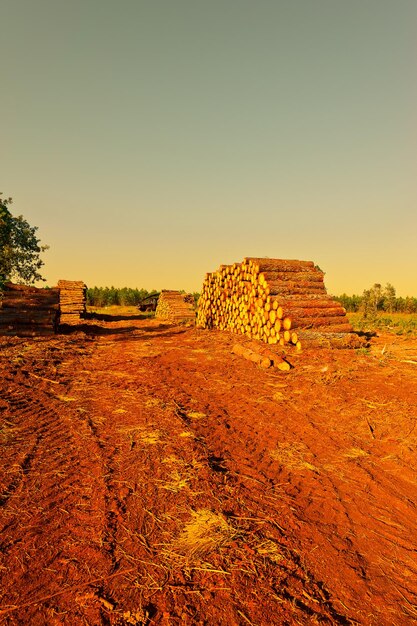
[2,0,416,296]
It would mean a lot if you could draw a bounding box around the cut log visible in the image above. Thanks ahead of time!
[296,330,367,349]
[290,316,353,329]
[281,306,347,318]
[265,281,327,293]
[232,343,271,369]
[310,323,354,333]
[1,300,59,310]
[259,271,324,284]
[243,340,292,370]
[276,297,339,308]
[245,258,315,272]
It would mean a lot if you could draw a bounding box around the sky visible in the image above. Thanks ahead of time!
[2,0,416,296]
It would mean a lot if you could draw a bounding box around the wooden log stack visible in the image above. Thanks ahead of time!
[58,280,87,325]
[197,258,355,350]
[155,290,196,324]
[0,282,60,336]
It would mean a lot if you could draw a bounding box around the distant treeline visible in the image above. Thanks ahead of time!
[86,286,159,307]
[334,283,417,314]
[86,286,201,308]
[86,283,417,313]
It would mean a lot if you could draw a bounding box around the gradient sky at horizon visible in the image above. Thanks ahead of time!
[2,0,416,296]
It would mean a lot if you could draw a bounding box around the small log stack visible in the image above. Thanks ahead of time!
[58,280,87,325]
[0,283,60,336]
[155,290,196,324]
[197,258,357,350]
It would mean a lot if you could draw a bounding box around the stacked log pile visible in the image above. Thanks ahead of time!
[0,283,59,336]
[155,290,196,324]
[197,257,358,350]
[58,280,87,325]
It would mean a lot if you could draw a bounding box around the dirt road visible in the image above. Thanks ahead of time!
[1,316,417,625]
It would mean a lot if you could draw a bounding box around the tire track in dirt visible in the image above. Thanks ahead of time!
[0,393,41,511]
[154,388,357,623]
[0,338,118,625]
[2,326,417,625]
[59,333,349,625]
[87,334,357,624]
[134,332,417,626]
[171,399,352,625]
[289,372,417,616]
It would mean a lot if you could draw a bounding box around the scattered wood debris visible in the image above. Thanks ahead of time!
[232,342,292,371]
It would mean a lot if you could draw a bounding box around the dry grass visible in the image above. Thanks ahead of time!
[270,442,319,473]
[138,430,162,445]
[87,305,145,316]
[0,421,17,445]
[186,411,207,420]
[160,469,190,493]
[117,425,162,446]
[344,447,368,459]
[159,455,202,493]
[55,395,77,403]
[170,509,236,561]
[255,539,283,564]
[144,398,165,409]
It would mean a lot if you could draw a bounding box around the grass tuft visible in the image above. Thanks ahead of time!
[171,509,235,561]
[186,411,207,420]
[344,447,368,459]
[179,431,194,438]
[255,539,283,563]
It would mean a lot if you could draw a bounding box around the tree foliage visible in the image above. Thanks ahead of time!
[361,283,384,318]
[86,286,159,307]
[334,283,417,314]
[0,194,48,286]
[86,287,201,308]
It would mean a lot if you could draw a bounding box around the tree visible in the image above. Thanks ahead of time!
[383,283,396,313]
[361,283,383,318]
[334,293,361,312]
[0,194,48,286]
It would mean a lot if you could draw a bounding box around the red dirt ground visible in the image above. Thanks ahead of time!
[1,315,417,625]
